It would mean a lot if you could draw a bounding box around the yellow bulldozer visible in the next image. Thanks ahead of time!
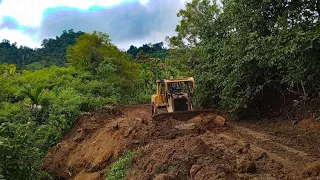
[151,77,226,124]
[151,77,195,115]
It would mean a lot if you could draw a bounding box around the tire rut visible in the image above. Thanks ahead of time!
[216,124,317,174]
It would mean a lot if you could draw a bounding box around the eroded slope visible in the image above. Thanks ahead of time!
[43,105,320,180]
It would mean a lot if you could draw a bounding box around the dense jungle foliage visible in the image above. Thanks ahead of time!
[127,42,170,60]
[0,29,84,68]
[1,0,320,179]
[169,0,320,118]
[0,30,178,179]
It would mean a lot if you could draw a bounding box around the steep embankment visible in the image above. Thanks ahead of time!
[43,105,320,180]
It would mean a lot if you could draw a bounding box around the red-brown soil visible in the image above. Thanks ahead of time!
[42,104,320,180]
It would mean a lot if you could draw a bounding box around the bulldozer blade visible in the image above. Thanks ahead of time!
[152,109,225,122]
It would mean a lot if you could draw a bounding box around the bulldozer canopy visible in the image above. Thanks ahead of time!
[156,77,195,89]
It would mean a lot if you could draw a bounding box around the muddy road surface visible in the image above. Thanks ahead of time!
[43,105,320,180]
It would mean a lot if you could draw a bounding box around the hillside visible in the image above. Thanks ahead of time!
[0,30,84,68]
[0,30,169,70]
[43,105,320,180]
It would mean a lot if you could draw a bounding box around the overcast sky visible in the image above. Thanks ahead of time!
[0,0,187,50]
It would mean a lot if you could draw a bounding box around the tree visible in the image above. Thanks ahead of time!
[127,42,170,60]
[8,64,16,75]
[169,0,220,47]
[135,51,149,63]
[67,31,114,74]
[127,45,139,59]
[19,84,46,116]
[0,29,83,68]
[169,0,320,118]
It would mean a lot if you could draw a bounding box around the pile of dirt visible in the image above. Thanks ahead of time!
[129,129,294,180]
[297,117,320,130]
[302,160,320,178]
[42,104,320,180]
[129,134,239,180]
[125,112,228,148]
[43,105,150,180]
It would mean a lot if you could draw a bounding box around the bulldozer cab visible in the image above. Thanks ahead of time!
[154,80,168,107]
[152,77,195,115]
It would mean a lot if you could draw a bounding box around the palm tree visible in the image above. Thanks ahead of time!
[8,64,16,75]
[19,84,46,112]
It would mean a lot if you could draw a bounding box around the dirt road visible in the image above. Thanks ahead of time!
[43,105,320,180]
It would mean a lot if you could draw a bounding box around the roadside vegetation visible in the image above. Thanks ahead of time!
[106,150,136,180]
[0,0,320,179]
[168,0,320,119]
[0,31,176,179]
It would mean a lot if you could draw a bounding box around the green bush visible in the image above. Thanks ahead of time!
[0,102,21,120]
[106,150,136,180]
[0,122,42,180]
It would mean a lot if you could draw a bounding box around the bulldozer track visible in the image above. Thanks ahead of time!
[214,125,316,172]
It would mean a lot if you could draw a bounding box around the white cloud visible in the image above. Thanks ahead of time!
[0,28,41,48]
[0,0,186,49]
[0,0,148,27]
[139,0,149,6]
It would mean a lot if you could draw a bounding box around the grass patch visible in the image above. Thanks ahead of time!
[106,150,136,180]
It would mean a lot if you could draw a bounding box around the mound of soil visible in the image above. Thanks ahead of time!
[43,105,150,180]
[302,160,320,178]
[43,105,320,180]
[129,135,237,180]
[298,117,320,130]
